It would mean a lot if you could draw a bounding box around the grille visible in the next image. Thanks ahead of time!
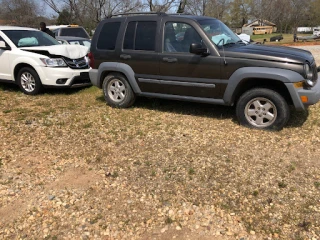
[63,56,89,69]
[312,62,318,80]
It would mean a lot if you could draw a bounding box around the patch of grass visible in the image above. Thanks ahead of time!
[314,182,320,189]
[3,109,12,114]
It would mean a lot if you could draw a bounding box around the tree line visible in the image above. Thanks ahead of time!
[1,0,320,34]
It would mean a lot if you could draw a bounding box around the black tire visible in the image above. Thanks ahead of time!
[102,73,136,108]
[236,88,290,131]
[17,67,43,95]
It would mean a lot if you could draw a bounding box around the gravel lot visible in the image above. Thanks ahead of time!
[0,45,320,240]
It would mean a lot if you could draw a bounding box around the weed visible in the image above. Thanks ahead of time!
[188,168,195,175]
[165,217,173,224]
[112,172,119,178]
[278,181,287,188]
[298,220,311,231]
[253,190,259,196]
[314,182,320,189]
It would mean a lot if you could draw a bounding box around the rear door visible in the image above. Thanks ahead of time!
[118,16,160,90]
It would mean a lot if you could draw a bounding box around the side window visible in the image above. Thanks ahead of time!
[123,21,157,51]
[164,22,202,53]
[97,22,121,50]
[123,22,136,50]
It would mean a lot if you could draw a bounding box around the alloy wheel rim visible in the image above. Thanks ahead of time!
[244,97,277,128]
[21,72,36,92]
[108,79,126,102]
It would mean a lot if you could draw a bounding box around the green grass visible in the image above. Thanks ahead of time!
[251,33,313,44]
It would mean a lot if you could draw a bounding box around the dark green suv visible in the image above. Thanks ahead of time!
[88,12,320,130]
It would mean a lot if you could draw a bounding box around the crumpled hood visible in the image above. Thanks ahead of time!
[20,44,88,59]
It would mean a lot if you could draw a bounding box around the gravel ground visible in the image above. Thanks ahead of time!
[0,45,320,240]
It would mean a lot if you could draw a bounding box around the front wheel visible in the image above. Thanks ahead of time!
[102,73,136,108]
[236,88,290,131]
[17,67,43,95]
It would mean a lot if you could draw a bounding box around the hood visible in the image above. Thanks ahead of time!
[224,44,314,64]
[20,44,88,59]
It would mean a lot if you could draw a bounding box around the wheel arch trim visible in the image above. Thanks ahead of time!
[96,62,141,94]
[223,67,303,105]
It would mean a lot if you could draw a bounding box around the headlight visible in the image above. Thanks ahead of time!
[304,63,315,87]
[40,58,67,67]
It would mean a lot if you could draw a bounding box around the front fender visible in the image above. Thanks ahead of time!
[223,67,304,105]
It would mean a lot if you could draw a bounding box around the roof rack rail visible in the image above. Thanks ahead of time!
[168,12,192,15]
[107,11,167,18]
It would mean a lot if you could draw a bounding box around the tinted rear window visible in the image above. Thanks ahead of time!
[123,21,156,51]
[60,28,89,38]
[97,22,121,50]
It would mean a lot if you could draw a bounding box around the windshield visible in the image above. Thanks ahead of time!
[3,30,60,48]
[198,19,242,47]
[60,28,89,38]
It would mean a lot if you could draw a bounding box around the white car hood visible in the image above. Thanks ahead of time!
[20,45,88,59]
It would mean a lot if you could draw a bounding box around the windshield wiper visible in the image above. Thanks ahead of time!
[223,42,236,47]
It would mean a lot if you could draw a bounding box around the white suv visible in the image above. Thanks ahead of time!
[0,26,91,95]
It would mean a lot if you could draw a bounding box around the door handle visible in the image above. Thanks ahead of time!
[163,57,177,63]
[120,54,131,60]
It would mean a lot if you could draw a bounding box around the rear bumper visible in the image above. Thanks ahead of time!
[89,69,99,87]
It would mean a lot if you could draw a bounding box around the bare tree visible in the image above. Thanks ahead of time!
[145,0,179,12]
[0,0,42,27]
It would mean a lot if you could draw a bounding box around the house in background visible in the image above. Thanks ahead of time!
[242,19,277,35]
[0,19,17,26]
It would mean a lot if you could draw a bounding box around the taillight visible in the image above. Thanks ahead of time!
[88,52,95,69]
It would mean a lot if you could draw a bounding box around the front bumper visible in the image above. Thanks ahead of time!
[35,66,91,88]
[286,77,320,111]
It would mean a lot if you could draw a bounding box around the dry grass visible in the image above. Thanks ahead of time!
[0,58,320,239]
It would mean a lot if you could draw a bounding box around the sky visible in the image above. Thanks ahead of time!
[37,0,59,18]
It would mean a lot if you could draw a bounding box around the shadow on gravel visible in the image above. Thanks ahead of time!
[0,82,20,92]
[96,95,311,128]
[286,107,309,128]
[97,95,236,121]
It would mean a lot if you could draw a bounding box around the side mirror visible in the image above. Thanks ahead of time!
[189,43,208,56]
[0,41,10,50]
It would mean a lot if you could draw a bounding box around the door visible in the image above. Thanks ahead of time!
[0,36,12,81]
[119,20,159,82]
[156,21,222,99]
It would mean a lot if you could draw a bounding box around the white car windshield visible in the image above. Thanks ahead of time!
[198,19,243,47]
[2,30,60,48]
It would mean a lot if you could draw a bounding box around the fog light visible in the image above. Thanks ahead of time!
[300,96,308,103]
[56,78,68,84]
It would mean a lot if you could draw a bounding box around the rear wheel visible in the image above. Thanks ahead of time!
[17,67,43,95]
[236,88,290,130]
[102,73,135,108]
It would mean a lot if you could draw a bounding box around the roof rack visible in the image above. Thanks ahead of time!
[107,12,167,18]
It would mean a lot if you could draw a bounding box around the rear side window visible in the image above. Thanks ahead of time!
[123,21,156,51]
[97,22,121,50]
